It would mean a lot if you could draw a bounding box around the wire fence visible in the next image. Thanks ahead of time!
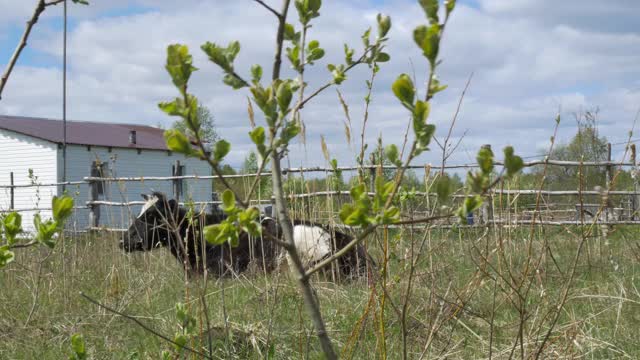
[1,153,639,232]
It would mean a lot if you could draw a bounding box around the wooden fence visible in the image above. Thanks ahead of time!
[1,146,639,231]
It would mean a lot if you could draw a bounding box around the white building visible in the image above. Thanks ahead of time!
[0,115,213,231]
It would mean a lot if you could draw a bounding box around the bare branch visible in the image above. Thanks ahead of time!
[293,51,371,112]
[0,0,46,100]
[253,0,281,18]
[79,291,213,359]
[9,240,38,249]
[439,72,473,174]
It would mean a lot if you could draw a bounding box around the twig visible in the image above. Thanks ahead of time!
[264,0,338,358]
[9,240,38,249]
[0,0,69,100]
[1,0,46,100]
[79,291,213,359]
[439,72,473,175]
[253,0,281,18]
[292,51,371,113]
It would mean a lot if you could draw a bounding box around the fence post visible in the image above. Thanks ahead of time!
[88,165,100,228]
[605,143,613,220]
[9,172,14,211]
[632,144,638,220]
[172,159,181,203]
[481,144,493,225]
[210,191,221,216]
[369,167,376,191]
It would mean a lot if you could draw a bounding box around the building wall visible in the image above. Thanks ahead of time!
[58,144,213,230]
[0,130,58,231]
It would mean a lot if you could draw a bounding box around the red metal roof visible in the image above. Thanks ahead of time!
[0,115,169,150]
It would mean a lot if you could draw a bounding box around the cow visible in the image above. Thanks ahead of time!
[120,192,368,279]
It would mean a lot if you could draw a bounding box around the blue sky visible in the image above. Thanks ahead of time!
[1,0,639,168]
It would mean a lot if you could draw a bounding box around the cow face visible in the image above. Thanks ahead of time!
[119,192,177,252]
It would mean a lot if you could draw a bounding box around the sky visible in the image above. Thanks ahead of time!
[1,0,639,170]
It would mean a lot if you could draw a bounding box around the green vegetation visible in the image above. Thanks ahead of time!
[1,224,638,358]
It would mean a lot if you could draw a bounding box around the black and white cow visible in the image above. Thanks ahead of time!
[120,192,367,279]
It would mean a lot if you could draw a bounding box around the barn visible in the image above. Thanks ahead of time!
[0,115,213,231]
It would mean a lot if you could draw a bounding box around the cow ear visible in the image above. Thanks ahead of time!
[141,194,149,200]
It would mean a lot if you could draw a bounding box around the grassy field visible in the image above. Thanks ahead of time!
[1,223,639,359]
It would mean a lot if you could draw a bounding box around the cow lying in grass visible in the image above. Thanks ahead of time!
[119,192,367,279]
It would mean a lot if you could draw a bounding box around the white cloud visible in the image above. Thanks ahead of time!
[0,0,639,170]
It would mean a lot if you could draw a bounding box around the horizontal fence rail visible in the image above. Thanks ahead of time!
[1,154,639,232]
[1,156,637,189]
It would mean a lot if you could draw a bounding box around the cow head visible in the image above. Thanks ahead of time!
[119,192,178,252]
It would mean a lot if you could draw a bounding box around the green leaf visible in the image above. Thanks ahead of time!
[249,127,266,146]
[203,224,223,245]
[375,52,390,62]
[0,246,15,268]
[385,144,401,167]
[165,44,197,91]
[175,303,196,334]
[213,140,231,163]
[376,13,392,38]
[158,98,184,117]
[419,0,439,24]
[457,195,483,221]
[361,27,372,48]
[503,146,524,177]
[71,0,89,5]
[223,74,247,89]
[307,47,325,62]
[3,212,22,245]
[382,206,400,224]
[201,41,243,79]
[52,195,74,225]
[70,333,86,360]
[164,129,195,156]
[33,214,58,249]
[413,100,435,154]
[276,82,293,112]
[330,158,339,171]
[350,183,366,200]
[340,203,369,226]
[295,0,321,25]
[392,74,415,110]
[281,121,301,143]
[413,24,440,66]
[445,0,456,17]
[221,189,236,211]
[173,333,187,351]
[477,146,494,175]
[435,174,453,203]
[284,23,296,41]
[414,124,436,155]
[429,75,448,97]
[227,41,241,62]
[308,40,320,50]
[201,42,229,71]
[343,44,355,65]
[413,100,430,124]
[308,0,322,13]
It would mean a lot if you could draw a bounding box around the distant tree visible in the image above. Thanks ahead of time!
[242,151,271,198]
[544,109,608,190]
[172,105,219,145]
[219,164,237,175]
[242,151,259,173]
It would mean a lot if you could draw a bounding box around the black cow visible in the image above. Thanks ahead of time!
[120,192,368,279]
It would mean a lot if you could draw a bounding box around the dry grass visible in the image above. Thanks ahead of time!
[0,221,638,359]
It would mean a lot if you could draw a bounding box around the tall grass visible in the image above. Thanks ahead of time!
[1,215,638,358]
